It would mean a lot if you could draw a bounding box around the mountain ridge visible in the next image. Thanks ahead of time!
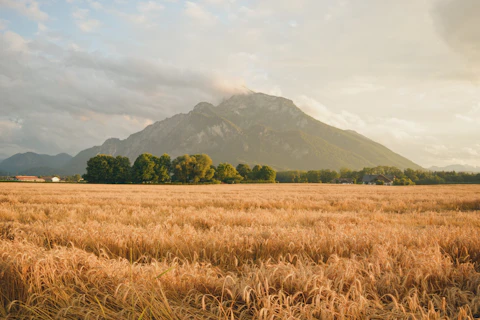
[61,92,421,174]
[0,152,72,175]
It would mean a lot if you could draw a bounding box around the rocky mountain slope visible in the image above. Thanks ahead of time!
[63,93,421,174]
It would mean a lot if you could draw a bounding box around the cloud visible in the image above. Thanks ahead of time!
[454,103,480,124]
[78,19,101,32]
[339,77,385,95]
[433,0,480,80]
[137,1,164,14]
[185,2,217,26]
[0,31,245,156]
[0,0,48,21]
[88,0,103,10]
[2,31,29,52]
[72,7,101,32]
[295,95,366,130]
[37,23,47,33]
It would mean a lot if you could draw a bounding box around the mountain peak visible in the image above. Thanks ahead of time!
[59,92,421,174]
[217,92,302,119]
[192,102,215,113]
[225,92,294,106]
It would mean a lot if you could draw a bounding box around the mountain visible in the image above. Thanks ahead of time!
[63,93,421,174]
[0,152,72,175]
[429,164,480,173]
[18,167,71,176]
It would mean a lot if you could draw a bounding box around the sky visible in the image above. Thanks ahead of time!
[0,0,479,168]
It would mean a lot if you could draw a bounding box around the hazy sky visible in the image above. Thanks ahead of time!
[1,0,479,167]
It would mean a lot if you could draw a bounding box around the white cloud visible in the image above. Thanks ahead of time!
[37,23,47,33]
[88,0,103,10]
[2,31,29,53]
[455,103,480,124]
[72,8,101,32]
[72,8,89,20]
[0,0,48,21]
[0,31,245,156]
[339,77,385,95]
[137,1,164,14]
[463,147,479,156]
[185,2,217,26]
[78,19,101,32]
[295,95,366,130]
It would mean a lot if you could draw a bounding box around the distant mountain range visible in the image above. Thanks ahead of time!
[0,152,72,176]
[1,93,422,175]
[429,164,480,173]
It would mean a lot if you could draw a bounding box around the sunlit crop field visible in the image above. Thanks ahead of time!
[1,183,479,319]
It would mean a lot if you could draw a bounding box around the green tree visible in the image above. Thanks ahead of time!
[236,164,251,180]
[171,155,194,183]
[216,163,243,183]
[83,154,115,183]
[259,165,276,182]
[339,167,353,178]
[306,170,322,183]
[133,153,156,183]
[393,177,415,185]
[154,154,171,183]
[191,154,213,183]
[250,165,262,180]
[112,156,132,183]
[404,168,418,182]
[205,165,216,182]
[171,154,214,183]
[319,169,339,183]
[276,170,307,183]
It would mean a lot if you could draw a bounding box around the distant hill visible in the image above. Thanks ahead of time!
[0,152,72,175]
[429,164,480,173]
[63,92,421,174]
[19,167,71,177]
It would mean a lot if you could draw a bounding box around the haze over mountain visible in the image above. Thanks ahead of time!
[0,152,72,176]
[58,93,420,174]
[429,164,480,173]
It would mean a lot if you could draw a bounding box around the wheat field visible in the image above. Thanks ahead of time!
[0,183,479,319]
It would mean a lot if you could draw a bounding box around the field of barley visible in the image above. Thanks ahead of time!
[0,183,479,319]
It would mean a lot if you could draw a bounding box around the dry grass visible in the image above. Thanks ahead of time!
[0,183,479,319]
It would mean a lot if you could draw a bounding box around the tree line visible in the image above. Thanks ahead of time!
[276,166,480,185]
[82,154,276,184]
[83,155,480,185]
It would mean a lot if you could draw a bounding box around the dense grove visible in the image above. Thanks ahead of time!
[277,165,480,185]
[83,154,276,184]
[0,183,479,319]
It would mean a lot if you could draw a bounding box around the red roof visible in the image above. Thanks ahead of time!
[15,176,44,181]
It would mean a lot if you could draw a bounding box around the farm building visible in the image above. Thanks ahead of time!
[44,176,61,182]
[14,176,46,182]
[362,174,395,186]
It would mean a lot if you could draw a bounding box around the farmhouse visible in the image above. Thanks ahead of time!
[362,174,395,186]
[14,176,46,182]
[44,176,61,182]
